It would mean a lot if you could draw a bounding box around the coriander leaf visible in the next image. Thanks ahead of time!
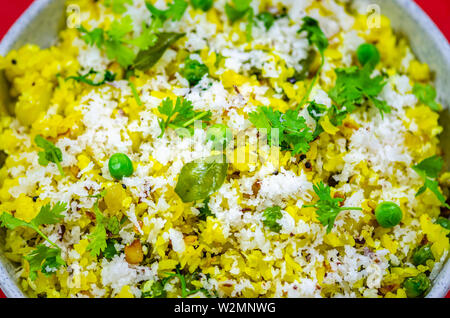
[32,202,67,227]
[146,0,188,22]
[297,16,329,108]
[413,83,441,112]
[225,0,254,40]
[198,198,214,220]
[86,195,123,257]
[126,22,159,50]
[413,156,449,208]
[134,32,185,71]
[105,0,133,14]
[35,135,65,176]
[412,155,443,179]
[108,16,134,40]
[256,12,275,30]
[106,41,136,68]
[24,244,65,281]
[175,155,228,202]
[0,202,67,280]
[182,57,209,86]
[157,97,211,138]
[249,107,313,155]
[67,69,116,86]
[87,220,108,257]
[262,206,283,233]
[142,280,167,298]
[103,239,119,260]
[328,66,390,116]
[225,0,251,22]
[164,267,208,298]
[298,16,328,56]
[307,101,327,139]
[78,26,104,47]
[0,212,29,230]
[191,0,213,11]
[304,182,362,233]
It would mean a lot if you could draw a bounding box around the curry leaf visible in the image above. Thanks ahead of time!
[134,32,185,71]
[35,135,65,176]
[413,83,441,112]
[175,155,228,202]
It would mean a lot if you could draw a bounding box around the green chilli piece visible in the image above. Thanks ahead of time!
[356,43,380,70]
[412,244,434,266]
[403,273,431,298]
[175,155,228,202]
[375,202,403,228]
[108,153,134,180]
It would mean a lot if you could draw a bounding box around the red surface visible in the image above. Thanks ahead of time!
[0,0,449,299]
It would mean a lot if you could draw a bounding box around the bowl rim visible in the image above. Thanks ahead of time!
[0,0,449,298]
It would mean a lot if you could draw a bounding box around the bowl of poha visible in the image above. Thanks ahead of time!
[0,0,450,298]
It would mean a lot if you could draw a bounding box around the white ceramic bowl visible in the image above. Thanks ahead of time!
[0,0,449,298]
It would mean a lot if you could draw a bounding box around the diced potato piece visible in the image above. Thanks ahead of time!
[125,239,144,265]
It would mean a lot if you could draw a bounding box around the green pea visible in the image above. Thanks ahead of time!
[257,12,275,30]
[182,58,209,86]
[403,273,431,298]
[357,43,380,69]
[412,244,434,266]
[108,153,134,180]
[206,124,232,149]
[375,202,403,228]
[190,0,213,11]
[175,155,228,202]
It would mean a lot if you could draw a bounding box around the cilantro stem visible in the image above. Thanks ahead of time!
[297,58,325,111]
[181,111,210,128]
[51,151,65,177]
[129,81,143,106]
[34,227,59,249]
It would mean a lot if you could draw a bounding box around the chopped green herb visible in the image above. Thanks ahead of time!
[198,198,214,220]
[249,107,313,155]
[304,182,362,233]
[412,156,449,208]
[157,97,211,138]
[78,26,104,47]
[190,0,214,11]
[105,0,133,14]
[256,12,275,30]
[328,66,390,116]
[262,206,283,233]
[141,280,168,298]
[146,0,188,22]
[164,267,210,298]
[103,239,119,260]
[35,135,65,176]
[67,69,116,86]
[297,16,328,108]
[413,83,441,112]
[182,57,209,86]
[225,0,254,41]
[87,193,122,257]
[0,202,67,280]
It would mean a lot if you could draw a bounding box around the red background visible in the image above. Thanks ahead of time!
[0,0,449,299]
